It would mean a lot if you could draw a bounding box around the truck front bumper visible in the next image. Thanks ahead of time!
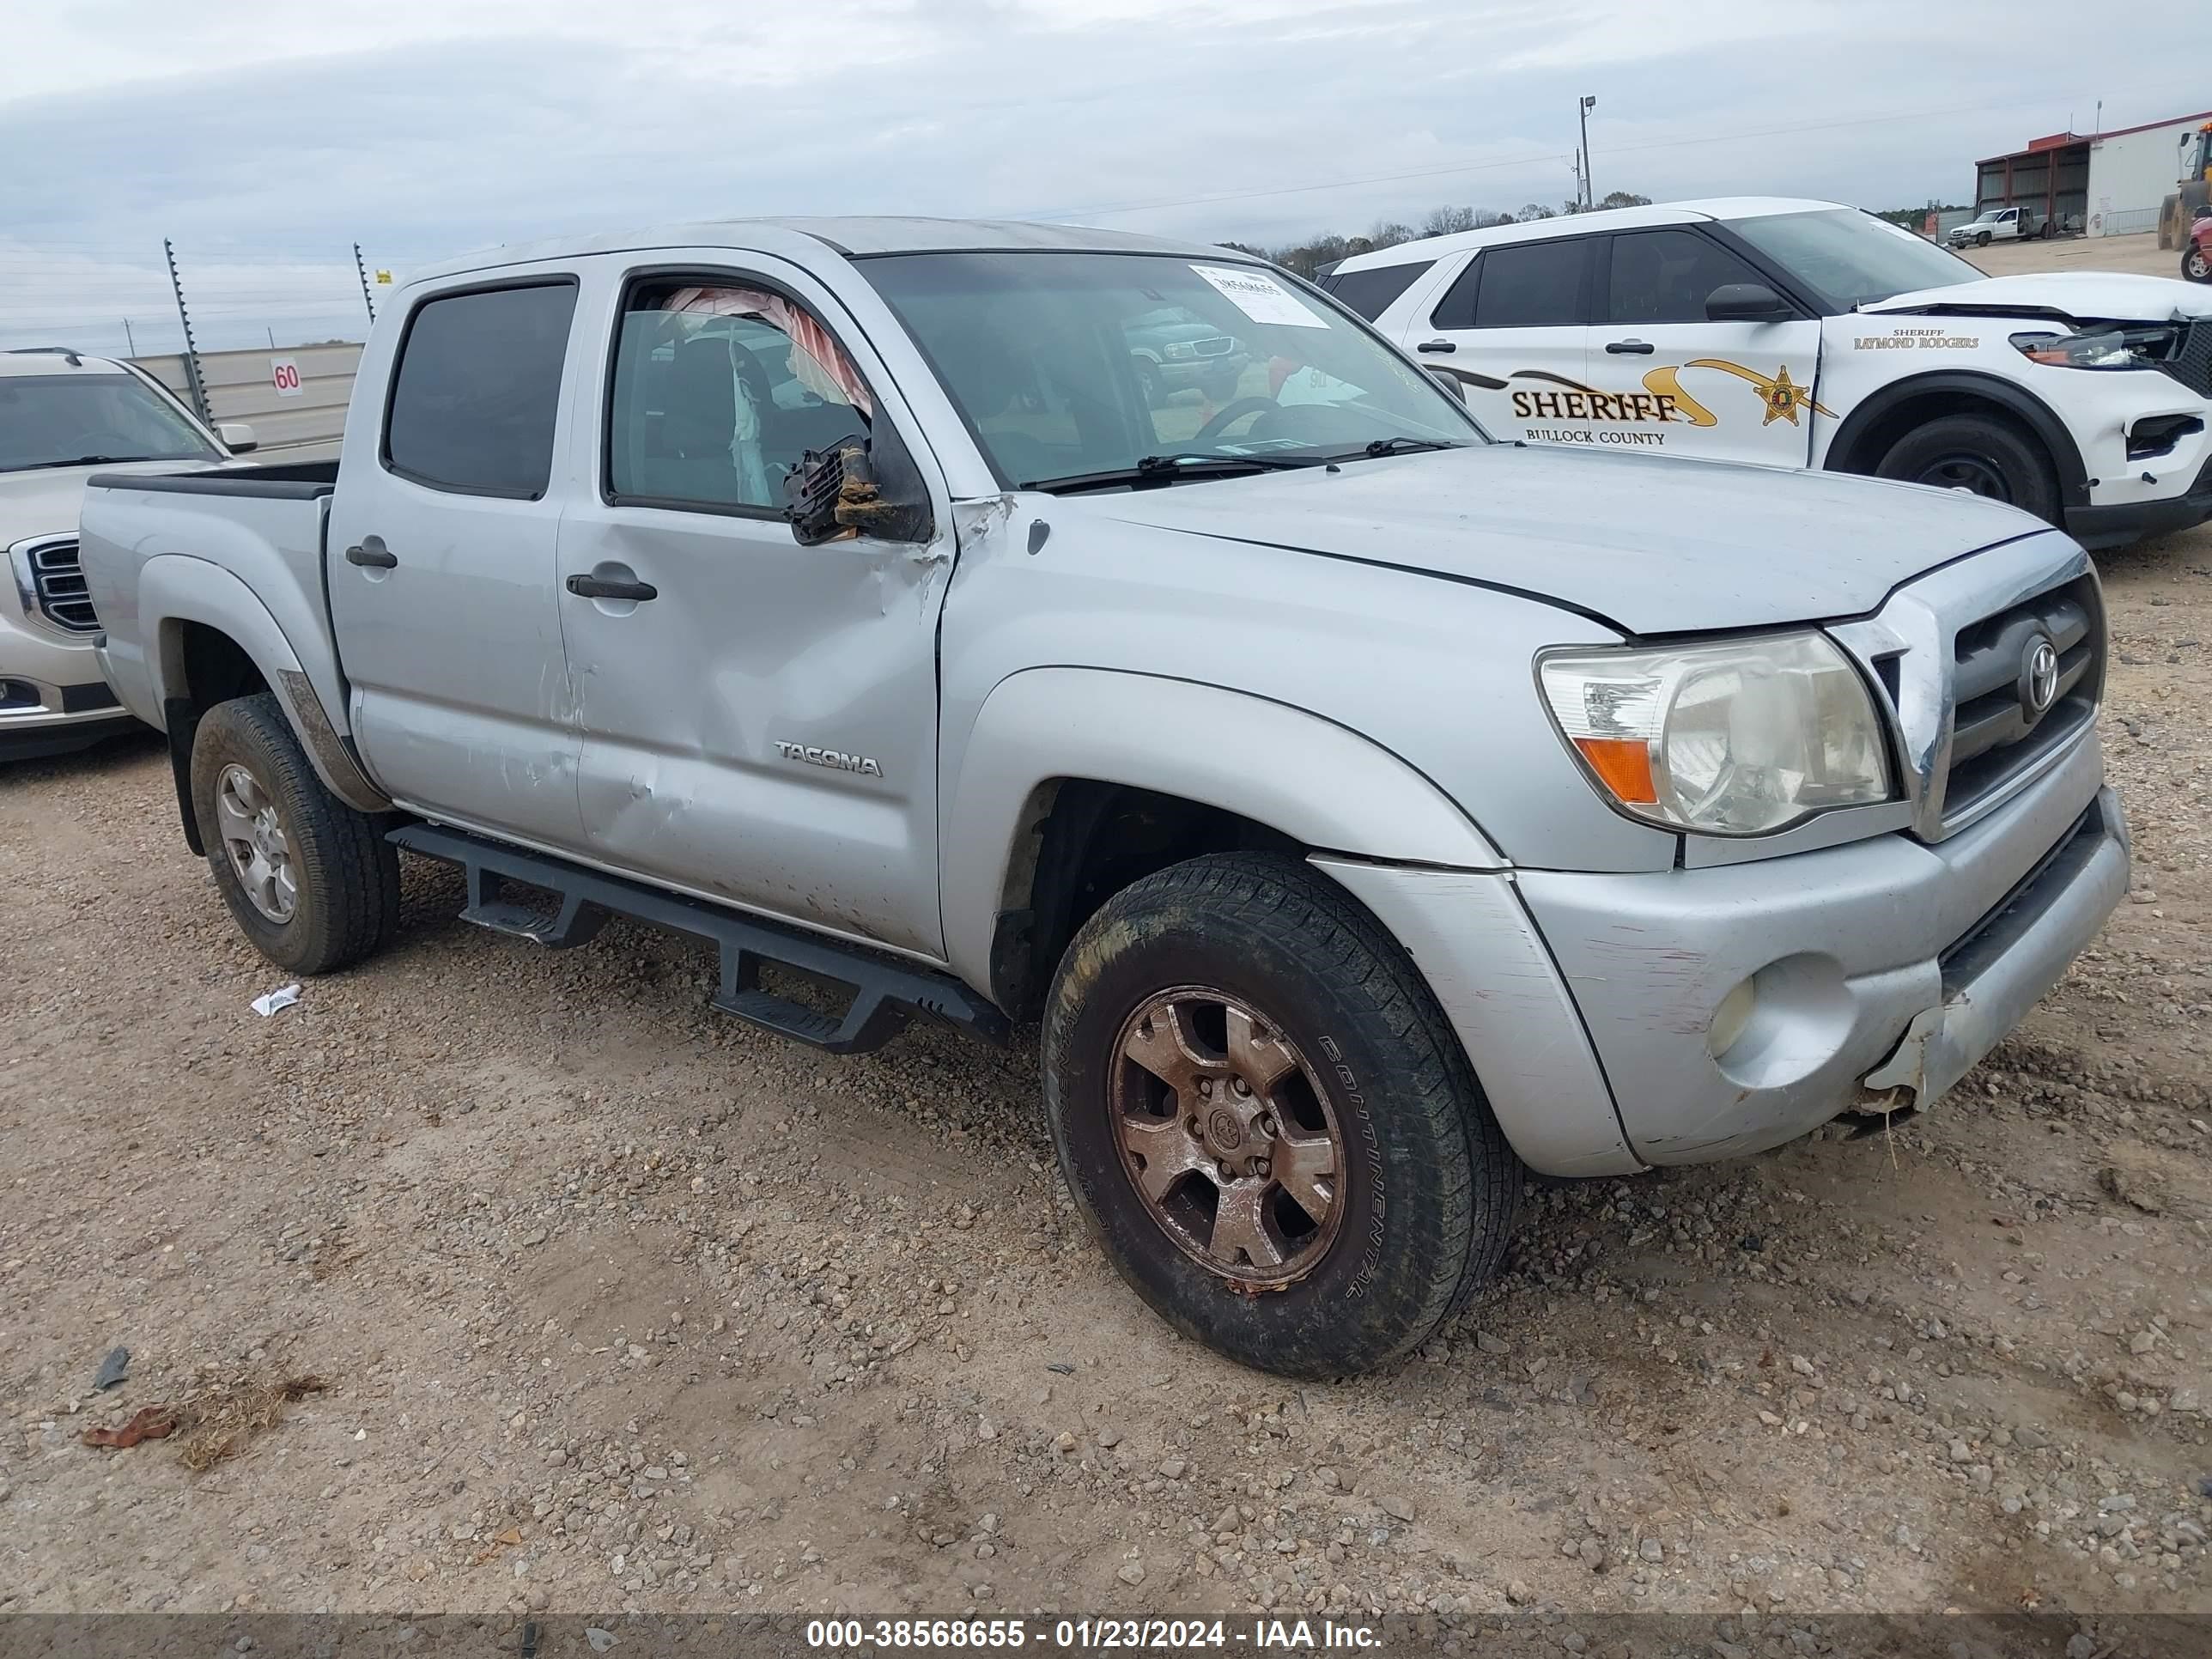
[1318,729,2125,1176]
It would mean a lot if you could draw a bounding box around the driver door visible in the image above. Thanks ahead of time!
[555,254,952,957]
[1589,228,1823,471]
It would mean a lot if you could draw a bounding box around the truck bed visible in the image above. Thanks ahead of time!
[78,458,347,757]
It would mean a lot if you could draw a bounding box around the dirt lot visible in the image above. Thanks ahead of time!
[5,514,2212,1628]
[1961,230,2190,282]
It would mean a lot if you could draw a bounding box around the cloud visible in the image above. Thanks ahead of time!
[5,0,2209,353]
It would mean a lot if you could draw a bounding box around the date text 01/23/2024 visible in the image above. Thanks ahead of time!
[804,1619,1383,1650]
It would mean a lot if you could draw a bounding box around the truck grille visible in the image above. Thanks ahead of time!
[2161,320,2212,398]
[15,537,99,633]
[1192,336,1237,357]
[1941,574,2100,828]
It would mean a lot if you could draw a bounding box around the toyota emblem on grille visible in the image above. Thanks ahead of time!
[2020,634,2059,717]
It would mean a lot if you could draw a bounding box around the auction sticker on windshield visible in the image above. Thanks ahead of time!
[1190,264,1328,328]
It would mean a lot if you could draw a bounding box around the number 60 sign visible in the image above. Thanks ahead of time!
[270,357,303,398]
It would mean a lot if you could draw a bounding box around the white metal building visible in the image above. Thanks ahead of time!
[2087,109,2212,236]
[1972,107,2212,239]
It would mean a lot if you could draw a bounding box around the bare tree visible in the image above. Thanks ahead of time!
[1366,220,1417,249]
[1419,205,1480,238]
[1516,203,1556,222]
[1595,191,1653,210]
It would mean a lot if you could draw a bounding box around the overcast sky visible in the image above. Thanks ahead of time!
[5,0,2209,354]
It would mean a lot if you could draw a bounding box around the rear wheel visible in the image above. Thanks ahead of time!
[1042,853,1523,1378]
[1875,412,2061,526]
[191,692,399,975]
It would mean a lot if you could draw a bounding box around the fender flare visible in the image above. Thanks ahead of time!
[1824,369,2090,509]
[938,666,1503,994]
[142,555,390,817]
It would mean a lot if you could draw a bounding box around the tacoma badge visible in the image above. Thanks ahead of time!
[774,741,883,778]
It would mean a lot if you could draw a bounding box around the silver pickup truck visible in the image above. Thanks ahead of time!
[78,217,2129,1377]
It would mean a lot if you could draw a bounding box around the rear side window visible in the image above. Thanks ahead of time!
[1605,229,1766,325]
[1469,240,1588,327]
[385,282,578,497]
[1324,259,1436,321]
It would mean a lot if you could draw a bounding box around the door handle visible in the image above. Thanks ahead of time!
[1416,339,1457,354]
[566,574,659,603]
[345,536,398,568]
[1603,339,1656,356]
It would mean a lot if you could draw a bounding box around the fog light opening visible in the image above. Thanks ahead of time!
[1708,976,1757,1060]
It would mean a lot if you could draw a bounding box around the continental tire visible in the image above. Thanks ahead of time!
[191,692,399,975]
[1042,852,1523,1378]
[1875,412,2061,525]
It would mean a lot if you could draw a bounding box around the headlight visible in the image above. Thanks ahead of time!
[1164,341,1197,361]
[2011,326,2178,371]
[1538,633,1894,836]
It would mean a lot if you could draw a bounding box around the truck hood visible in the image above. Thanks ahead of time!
[1863,270,2212,324]
[1071,444,2051,635]
[0,459,216,544]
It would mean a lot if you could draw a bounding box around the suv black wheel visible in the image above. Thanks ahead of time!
[191,692,400,975]
[1042,853,1523,1378]
[1875,412,2061,525]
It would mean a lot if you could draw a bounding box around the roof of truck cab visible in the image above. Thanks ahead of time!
[1329,196,1850,272]
[407,217,1228,283]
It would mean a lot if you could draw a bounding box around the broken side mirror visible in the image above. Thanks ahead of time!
[783,428,933,548]
[1424,365,1467,402]
[1705,283,1792,323]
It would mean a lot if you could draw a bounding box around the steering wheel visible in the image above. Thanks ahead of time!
[1189,397,1279,447]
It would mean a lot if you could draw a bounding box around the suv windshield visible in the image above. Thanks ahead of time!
[0,372,221,472]
[1721,209,1982,310]
[859,251,1480,489]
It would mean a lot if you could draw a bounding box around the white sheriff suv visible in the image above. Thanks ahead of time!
[1324,197,2212,549]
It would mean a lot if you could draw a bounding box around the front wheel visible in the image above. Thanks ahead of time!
[1042,853,1523,1378]
[1875,412,2061,525]
[2185,245,2211,284]
[1976,231,1991,247]
[191,692,400,975]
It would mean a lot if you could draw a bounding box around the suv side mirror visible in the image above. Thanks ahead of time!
[783,430,933,547]
[1705,283,1791,323]
[1424,365,1467,402]
[216,422,258,453]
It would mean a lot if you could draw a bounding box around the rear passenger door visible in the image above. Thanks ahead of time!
[1413,237,1595,447]
[1593,228,1823,470]
[326,271,590,852]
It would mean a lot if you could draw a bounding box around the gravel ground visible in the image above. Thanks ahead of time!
[3,518,2209,1631]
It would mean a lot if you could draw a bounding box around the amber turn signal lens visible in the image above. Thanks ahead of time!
[1572,736,1657,805]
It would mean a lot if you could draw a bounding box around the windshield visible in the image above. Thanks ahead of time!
[0,372,221,472]
[859,251,1480,489]
[1721,209,1982,309]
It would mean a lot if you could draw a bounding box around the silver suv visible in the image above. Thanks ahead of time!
[3,348,253,760]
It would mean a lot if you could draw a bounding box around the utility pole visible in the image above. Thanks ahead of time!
[354,241,377,323]
[122,319,137,357]
[162,238,211,423]
[1578,95,1598,209]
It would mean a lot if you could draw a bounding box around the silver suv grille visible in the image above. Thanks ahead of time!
[15,537,99,634]
[1828,538,2102,843]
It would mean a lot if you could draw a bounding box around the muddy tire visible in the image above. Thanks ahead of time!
[1875,412,2061,525]
[191,692,400,975]
[1042,852,1522,1378]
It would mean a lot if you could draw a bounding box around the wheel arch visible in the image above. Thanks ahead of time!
[141,556,388,851]
[940,667,1504,1016]
[1823,370,2089,511]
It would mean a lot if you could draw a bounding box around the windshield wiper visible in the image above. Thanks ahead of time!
[18,454,136,471]
[1025,452,1325,494]
[1357,436,1465,457]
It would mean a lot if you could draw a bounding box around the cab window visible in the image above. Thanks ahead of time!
[605,277,871,514]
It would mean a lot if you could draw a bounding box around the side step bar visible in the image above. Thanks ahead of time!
[388,822,1009,1055]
